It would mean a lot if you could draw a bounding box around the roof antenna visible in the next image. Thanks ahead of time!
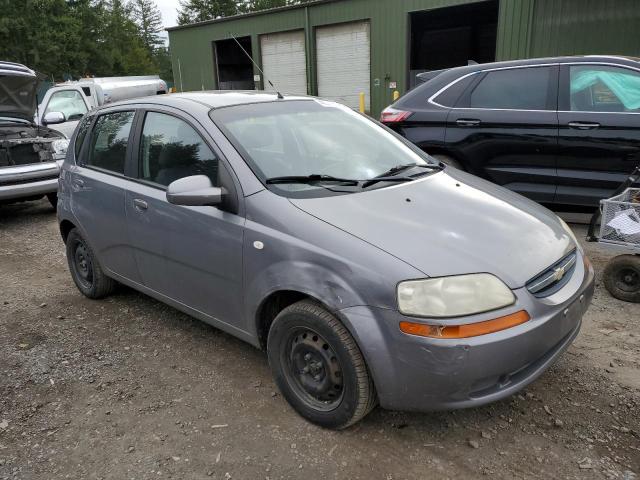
[229,32,284,99]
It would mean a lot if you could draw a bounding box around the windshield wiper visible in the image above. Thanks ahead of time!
[362,163,443,188]
[265,174,360,186]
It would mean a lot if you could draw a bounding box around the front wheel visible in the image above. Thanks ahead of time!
[603,255,640,303]
[267,300,377,429]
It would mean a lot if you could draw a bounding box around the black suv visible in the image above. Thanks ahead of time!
[382,56,640,208]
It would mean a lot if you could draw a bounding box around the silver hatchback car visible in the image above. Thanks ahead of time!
[58,92,594,429]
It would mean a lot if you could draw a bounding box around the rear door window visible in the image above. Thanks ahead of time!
[568,65,640,112]
[86,111,135,174]
[138,111,219,187]
[466,66,554,110]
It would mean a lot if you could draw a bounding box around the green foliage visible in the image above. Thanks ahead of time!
[0,0,172,82]
[132,0,164,52]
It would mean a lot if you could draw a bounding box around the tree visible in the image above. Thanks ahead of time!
[132,0,164,53]
[177,0,238,25]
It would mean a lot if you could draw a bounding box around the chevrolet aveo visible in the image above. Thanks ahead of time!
[57,92,595,429]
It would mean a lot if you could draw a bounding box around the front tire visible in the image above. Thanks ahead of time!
[603,255,640,303]
[267,300,376,429]
[66,228,115,299]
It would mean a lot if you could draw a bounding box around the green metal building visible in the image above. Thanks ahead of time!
[167,0,640,117]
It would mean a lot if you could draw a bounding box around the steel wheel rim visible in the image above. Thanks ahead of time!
[615,266,639,293]
[72,240,93,289]
[282,327,344,412]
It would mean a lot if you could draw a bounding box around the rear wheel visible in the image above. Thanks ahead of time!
[267,300,376,429]
[66,228,116,299]
[603,255,640,303]
[431,154,463,170]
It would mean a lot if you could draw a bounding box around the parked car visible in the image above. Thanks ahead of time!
[38,75,168,138]
[58,92,594,429]
[381,55,640,208]
[0,61,68,207]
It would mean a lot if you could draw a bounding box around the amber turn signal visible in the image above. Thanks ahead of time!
[399,310,531,339]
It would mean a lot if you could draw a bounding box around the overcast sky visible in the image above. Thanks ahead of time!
[154,0,179,31]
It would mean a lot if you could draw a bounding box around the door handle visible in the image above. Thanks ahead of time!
[133,198,148,211]
[568,121,600,130]
[72,178,85,188]
[456,119,481,127]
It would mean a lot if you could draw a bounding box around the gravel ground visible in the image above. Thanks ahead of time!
[0,198,638,480]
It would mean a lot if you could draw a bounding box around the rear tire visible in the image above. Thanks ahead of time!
[603,255,640,303]
[431,154,463,170]
[66,228,115,299]
[267,300,377,429]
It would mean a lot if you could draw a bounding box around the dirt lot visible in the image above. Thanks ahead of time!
[0,199,638,480]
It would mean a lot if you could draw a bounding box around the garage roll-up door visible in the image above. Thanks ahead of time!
[260,30,307,96]
[316,21,370,111]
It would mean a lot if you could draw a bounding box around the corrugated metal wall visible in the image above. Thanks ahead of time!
[168,0,488,117]
[169,0,640,117]
[496,0,640,60]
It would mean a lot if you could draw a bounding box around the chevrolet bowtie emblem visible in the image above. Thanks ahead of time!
[553,265,566,282]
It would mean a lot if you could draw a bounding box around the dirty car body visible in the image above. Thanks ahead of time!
[57,92,594,427]
[0,62,68,205]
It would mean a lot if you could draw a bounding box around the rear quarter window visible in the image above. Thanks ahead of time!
[432,74,477,107]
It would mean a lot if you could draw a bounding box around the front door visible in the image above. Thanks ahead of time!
[445,65,560,203]
[39,87,90,138]
[125,108,245,326]
[556,63,640,206]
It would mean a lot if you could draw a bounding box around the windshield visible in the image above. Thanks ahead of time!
[211,100,437,197]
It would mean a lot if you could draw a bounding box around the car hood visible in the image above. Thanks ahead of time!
[0,64,38,122]
[289,171,575,289]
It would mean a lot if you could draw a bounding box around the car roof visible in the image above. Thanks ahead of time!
[437,55,640,76]
[0,61,36,77]
[111,91,313,110]
[398,55,640,108]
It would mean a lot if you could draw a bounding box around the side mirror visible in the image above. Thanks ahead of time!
[43,111,66,125]
[166,175,222,207]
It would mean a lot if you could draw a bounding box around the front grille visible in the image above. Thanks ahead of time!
[526,250,577,297]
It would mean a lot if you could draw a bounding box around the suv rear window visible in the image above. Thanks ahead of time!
[86,111,134,174]
[466,67,553,110]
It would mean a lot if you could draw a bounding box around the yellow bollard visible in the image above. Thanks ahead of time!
[359,92,366,113]
[393,90,400,101]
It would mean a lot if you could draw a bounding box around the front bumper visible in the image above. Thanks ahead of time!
[339,251,595,412]
[0,160,62,201]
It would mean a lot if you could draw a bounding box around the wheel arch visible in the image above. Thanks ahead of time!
[59,219,76,243]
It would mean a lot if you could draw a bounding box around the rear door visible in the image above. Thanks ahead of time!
[70,108,141,283]
[445,65,559,203]
[556,63,640,206]
[125,107,245,326]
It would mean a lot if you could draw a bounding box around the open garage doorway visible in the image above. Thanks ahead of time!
[409,0,498,88]
[214,36,255,90]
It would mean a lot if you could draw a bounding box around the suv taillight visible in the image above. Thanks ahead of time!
[380,107,412,124]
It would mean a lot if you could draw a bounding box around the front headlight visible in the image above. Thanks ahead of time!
[397,274,515,317]
[51,139,69,158]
